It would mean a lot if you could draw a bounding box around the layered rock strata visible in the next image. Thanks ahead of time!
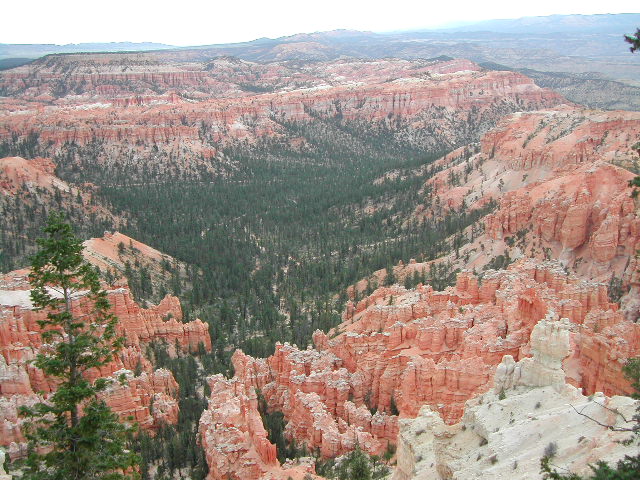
[198,374,320,480]
[0,268,211,458]
[399,107,640,310]
[0,56,566,178]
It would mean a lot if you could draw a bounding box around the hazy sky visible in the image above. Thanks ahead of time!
[3,0,638,46]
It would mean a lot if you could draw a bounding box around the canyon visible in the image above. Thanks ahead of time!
[199,258,640,478]
[193,104,640,478]
[0,37,639,480]
[360,107,640,308]
[0,55,566,181]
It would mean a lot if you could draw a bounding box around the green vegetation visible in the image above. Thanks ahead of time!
[19,213,139,480]
[315,445,390,480]
[49,116,492,363]
[256,390,307,463]
[624,29,640,52]
[137,341,209,480]
[0,180,114,272]
[1,101,500,480]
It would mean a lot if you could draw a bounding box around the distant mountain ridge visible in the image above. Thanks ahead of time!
[0,41,174,60]
[438,12,640,34]
[1,14,639,85]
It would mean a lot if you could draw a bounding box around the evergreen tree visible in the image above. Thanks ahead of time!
[383,265,396,287]
[19,212,139,480]
[344,445,372,480]
[624,28,640,52]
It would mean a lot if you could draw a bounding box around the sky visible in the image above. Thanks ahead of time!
[3,0,638,46]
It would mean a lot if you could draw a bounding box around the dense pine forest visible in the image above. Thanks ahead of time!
[0,113,489,358]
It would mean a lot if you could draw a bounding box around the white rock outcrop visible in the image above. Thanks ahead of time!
[393,318,639,480]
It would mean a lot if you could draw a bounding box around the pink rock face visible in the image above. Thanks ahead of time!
[202,260,639,476]
[0,69,561,145]
[484,160,639,257]
[0,157,63,195]
[81,230,190,291]
[100,369,180,429]
[198,375,319,480]
[414,107,640,289]
[480,108,640,171]
[0,56,565,178]
[0,268,212,457]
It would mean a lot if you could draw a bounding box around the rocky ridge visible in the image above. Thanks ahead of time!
[350,107,640,304]
[0,156,128,271]
[0,57,566,180]
[369,108,640,304]
[199,374,320,480]
[82,230,191,303]
[0,156,69,194]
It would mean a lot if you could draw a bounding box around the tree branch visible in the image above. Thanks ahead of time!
[569,403,634,432]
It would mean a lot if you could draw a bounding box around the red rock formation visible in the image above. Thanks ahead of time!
[0,269,211,358]
[411,108,640,296]
[198,374,319,480]
[232,346,396,458]
[0,157,65,195]
[0,266,212,457]
[100,369,180,429]
[0,56,565,178]
[0,68,563,144]
[490,161,639,267]
[203,260,639,473]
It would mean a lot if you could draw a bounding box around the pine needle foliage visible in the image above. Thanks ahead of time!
[19,212,139,480]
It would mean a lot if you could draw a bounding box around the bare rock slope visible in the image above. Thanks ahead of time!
[393,318,638,479]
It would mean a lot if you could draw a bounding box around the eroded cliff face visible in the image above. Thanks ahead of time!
[348,108,640,308]
[393,318,639,480]
[198,374,320,480]
[0,267,211,459]
[398,108,640,302]
[200,260,639,477]
[480,110,640,277]
[0,156,67,194]
[0,56,566,180]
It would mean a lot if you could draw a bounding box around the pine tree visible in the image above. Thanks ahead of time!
[19,212,139,480]
[383,265,396,287]
[347,445,372,480]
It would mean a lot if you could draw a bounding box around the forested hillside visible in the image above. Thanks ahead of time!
[0,54,564,363]
[3,39,638,479]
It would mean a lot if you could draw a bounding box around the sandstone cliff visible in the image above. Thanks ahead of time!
[0,57,566,181]
[198,374,320,480]
[0,267,211,459]
[0,156,69,195]
[201,260,639,475]
[389,108,640,311]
